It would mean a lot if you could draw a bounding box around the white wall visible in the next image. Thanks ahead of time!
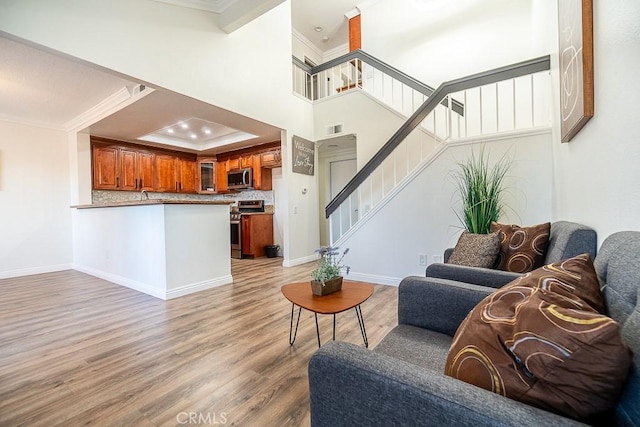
[0,120,73,278]
[360,0,553,86]
[341,131,554,285]
[550,0,640,243]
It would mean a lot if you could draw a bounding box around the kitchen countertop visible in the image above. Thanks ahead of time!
[72,200,234,209]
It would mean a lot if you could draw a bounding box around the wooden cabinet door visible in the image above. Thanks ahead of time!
[241,155,253,168]
[198,159,216,193]
[252,155,272,191]
[119,149,138,191]
[178,158,197,193]
[155,154,177,192]
[93,146,119,190]
[241,216,251,255]
[261,150,281,168]
[216,160,228,193]
[137,151,155,191]
[227,157,240,170]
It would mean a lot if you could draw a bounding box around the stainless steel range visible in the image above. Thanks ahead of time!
[230,200,265,259]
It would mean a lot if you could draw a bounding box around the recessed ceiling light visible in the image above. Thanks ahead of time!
[314,26,323,32]
[322,36,330,42]
[203,128,211,135]
[189,133,197,139]
[180,123,189,129]
[167,128,174,134]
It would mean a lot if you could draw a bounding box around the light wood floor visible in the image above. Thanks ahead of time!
[0,258,398,426]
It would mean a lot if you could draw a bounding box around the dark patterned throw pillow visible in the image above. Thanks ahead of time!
[448,231,501,268]
[491,222,551,273]
[445,254,631,421]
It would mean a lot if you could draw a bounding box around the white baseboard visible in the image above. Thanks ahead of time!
[283,253,318,267]
[0,263,73,280]
[73,265,233,300]
[347,271,401,287]
[73,264,166,299]
[165,275,233,299]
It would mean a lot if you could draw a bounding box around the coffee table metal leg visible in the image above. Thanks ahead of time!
[315,313,321,347]
[355,305,368,348]
[289,304,302,346]
[333,314,336,341]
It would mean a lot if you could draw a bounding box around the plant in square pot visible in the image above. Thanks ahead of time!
[451,148,512,234]
[311,246,351,296]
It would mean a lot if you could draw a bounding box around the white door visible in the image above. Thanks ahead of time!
[329,159,357,243]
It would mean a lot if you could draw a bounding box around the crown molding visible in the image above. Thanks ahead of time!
[65,85,155,133]
[0,113,65,132]
[344,7,361,19]
[322,43,349,62]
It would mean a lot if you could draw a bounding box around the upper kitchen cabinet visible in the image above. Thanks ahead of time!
[252,154,272,191]
[215,159,228,193]
[93,145,119,190]
[154,154,178,192]
[177,158,197,193]
[93,144,154,191]
[198,158,216,193]
[260,148,281,168]
[120,148,154,191]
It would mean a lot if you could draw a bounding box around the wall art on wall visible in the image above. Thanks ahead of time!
[292,136,315,175]
[558,0,594,143]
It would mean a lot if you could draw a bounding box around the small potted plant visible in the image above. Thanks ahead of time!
[311,246,351,296]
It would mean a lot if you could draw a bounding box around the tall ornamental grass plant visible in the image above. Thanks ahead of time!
[452,149,512,234]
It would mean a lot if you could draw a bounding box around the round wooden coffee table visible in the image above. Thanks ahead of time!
[281,281,374,348]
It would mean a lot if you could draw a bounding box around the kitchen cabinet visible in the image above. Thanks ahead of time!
[227,157,240,170]
[241,214,274,258]
[177,158,197,193]
[93,145,119,190]
[215,160,228,193]
[120,149,154,191]
[241,155,253,168]
[252,154,272,191]
[198,159,216,193]
[93,145,154,191]
[261,149,281,168]
[155,154,178,192]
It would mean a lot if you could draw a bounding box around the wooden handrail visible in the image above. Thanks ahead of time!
[325,55,551,219]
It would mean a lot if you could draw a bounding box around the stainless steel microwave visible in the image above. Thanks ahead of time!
[227,168,253,190]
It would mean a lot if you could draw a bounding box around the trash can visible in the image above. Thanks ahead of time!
[265,245,279,258]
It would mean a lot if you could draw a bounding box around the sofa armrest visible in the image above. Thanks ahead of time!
[398,276,495,336]
[309,342,586,427]
[426,262,521,288]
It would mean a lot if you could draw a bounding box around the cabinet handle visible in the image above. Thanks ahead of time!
[135,178,138,189]
[116,177,120,188]
[140,179,143,188]
[175,181,178,191]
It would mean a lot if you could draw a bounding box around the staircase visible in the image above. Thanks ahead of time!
[293,52,551,245]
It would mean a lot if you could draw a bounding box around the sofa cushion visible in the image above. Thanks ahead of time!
[492,222,551,273]
[445,254,632,421]
[374,324,452,372]
[447,231,501,268]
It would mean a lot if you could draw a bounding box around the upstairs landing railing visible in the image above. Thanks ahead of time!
[293,50,464,118]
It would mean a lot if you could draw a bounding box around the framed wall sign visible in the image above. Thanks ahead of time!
[292,136,315,175]
[558,0,594,142]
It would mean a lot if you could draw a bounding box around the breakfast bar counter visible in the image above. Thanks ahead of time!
[71,201,233,300]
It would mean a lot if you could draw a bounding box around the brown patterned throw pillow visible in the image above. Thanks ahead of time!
[445,254,632,420]
[448,231,501,268]
[491,222,551,273]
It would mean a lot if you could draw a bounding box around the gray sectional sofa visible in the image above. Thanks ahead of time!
[426,221,598,288]
[308,231,639,426]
